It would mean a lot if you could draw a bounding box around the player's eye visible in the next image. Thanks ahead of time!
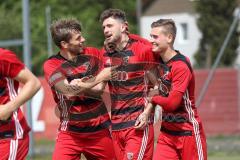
[150,35,158,39]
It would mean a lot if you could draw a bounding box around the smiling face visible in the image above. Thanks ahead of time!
[150,26,174,55]
[149,19,176,56]
[61,30,85,55]
[102,17,127,44]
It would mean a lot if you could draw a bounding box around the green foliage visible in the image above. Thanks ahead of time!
[194,0,238,68]
[0,0,137,75]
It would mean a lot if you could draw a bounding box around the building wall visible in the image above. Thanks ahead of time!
[140,13,202,64]
[195,68,240,135]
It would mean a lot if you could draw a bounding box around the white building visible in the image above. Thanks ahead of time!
[140,0,202,64]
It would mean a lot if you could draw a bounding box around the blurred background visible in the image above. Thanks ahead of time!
[1,0,240,159]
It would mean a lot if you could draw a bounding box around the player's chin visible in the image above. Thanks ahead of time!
[151,48,158,53]
[78,47,84,53]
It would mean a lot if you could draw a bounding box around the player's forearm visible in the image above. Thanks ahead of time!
[84,82,107,96]
[71,69,111,94]
[151,90,183,112]
[57,76,104,96]
[57,67,113,96]
[7,76,41,112]
[144,102,153,115]
[74,76,105,93]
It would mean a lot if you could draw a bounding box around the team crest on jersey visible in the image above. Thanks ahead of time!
[127,152,134,160]
[122,56,129,66]
[82,61,91,70]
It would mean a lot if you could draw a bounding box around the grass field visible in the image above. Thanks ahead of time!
[30,153,240,160]
[28,135,240,160]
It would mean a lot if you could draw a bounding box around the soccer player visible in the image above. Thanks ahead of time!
[0,48,41,160]
[147,19,207,160]
[43,18,116,160]
[100,9,155,160]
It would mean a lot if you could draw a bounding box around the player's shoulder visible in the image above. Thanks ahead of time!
[84,47,100,54]
[44,53,62,63]
[128,34,151,46]
[170,52,192,72]
[43,54,62,70]
[84,46,103,59]
[131,40,151,54]
[0,48,19,62]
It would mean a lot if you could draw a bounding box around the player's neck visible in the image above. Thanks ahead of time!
[117,34,129,51]
[60,50,77,61]
[161,47,177,63]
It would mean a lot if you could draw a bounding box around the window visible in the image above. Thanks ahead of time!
[180,23,188,41]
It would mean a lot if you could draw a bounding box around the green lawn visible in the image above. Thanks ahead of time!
[209,152,240,160]
[30,152,240,160]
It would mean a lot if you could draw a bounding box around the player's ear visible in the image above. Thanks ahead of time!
[167,34,173,44]
[60,41,68,49]
[121,21,129,33]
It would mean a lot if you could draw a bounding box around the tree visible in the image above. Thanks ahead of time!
[194,0,238,68]
[0,0,138,75]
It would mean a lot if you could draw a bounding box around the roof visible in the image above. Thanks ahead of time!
[143,0,240,16]
[142,0,197,16]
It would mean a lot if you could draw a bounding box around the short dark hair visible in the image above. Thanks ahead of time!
[50,18,82,48]
[99,8,127,23]
[151,19,177,42]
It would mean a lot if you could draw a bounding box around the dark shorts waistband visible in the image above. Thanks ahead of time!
[161,126,192,136]
[68,120,111,133]
[0,130,14,139]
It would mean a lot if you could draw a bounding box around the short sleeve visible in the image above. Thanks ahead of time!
[43,59,65,87]
[0,50,24,78]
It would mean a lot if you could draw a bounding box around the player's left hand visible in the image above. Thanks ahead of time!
[134,112,148,130]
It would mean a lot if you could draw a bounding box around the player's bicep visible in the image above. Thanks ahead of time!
[14,67,38,84]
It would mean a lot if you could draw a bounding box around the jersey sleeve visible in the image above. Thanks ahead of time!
[0,50,24,78]
[43,59,65,87]
[171,61,192,93]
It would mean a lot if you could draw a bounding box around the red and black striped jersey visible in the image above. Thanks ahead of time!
[101,37,156,130]
[153,51,203,132]
[43,47,111,133]
[0,48,30,140]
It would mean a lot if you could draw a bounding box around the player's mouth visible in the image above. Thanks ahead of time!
[152,42,158,48]
[78,45,84,49]
[105,34,113,40]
